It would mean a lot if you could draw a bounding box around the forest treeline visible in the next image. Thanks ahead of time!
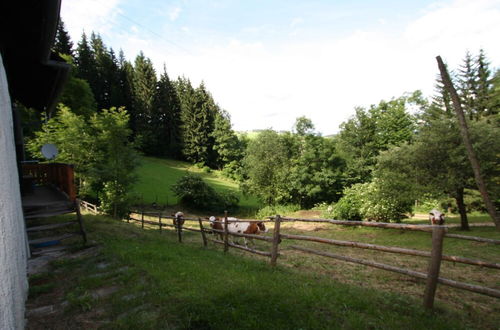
[26,20,499,227]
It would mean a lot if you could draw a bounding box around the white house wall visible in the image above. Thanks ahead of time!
[0,53,28,329]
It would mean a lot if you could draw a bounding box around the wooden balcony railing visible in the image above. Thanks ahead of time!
[22,163,76,202]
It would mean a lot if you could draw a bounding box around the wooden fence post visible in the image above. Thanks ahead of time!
[158,212,162,233]
[198,217,208,247]
[224,211,229,252]
[75,199,87,244]
[176,214,183,243]
[423,225,446,309]
[270,214,282,266]
[141,209,144,229]
[127,211,130,223]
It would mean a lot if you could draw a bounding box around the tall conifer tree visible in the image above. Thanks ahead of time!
[53,19,73,56]
[75,32,99,101]
[153,66,182,157]
[133,52,157,153]
[457,51,477,120]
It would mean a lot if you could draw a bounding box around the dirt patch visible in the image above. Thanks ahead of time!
[291,210,323,218]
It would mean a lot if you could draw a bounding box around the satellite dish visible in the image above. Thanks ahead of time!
[41,144,59,160]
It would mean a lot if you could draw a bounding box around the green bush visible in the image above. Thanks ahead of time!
[99,181,134,218]
[171,174,239,212]
[332,184,364,220]
[332,181,411,222]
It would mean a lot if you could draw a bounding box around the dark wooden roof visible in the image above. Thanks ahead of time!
[0,0,70,113]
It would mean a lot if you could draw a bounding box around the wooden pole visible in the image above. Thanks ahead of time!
[176,214,183,243]
[436,56,500,229]
[127,211,130,223]
[423,226,446,309]
[141,209,144,229]
[158,212,162,233]
[75,199,87,244]
[224,211,229,252]
[270,214,282,266]
[198,218,208,247]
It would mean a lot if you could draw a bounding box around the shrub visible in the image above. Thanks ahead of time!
[332,181,411,222]
[171,174,239,212]
[218,191,240,213]
[332,184,364,220]
[99,181,134,219]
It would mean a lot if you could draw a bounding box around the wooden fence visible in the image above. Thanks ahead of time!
[80,200,100,214]
[80,201,500,310]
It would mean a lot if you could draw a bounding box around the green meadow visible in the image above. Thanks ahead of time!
[132,156,260,214]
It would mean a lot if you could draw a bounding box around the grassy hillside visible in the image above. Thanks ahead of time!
[132,156,260,214]
[26,213,500,329]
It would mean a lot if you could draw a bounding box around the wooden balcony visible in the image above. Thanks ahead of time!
[21,163,76,202]
[20,163,86,249]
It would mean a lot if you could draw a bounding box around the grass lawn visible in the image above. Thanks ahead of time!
[132,156,260,215]
[26,212,499,329]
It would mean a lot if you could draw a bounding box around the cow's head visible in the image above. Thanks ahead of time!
[429,209,445,225]
[174,211,185,225]
[257,222,268,233]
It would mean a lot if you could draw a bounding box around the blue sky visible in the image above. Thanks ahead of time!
[62,0,500,134]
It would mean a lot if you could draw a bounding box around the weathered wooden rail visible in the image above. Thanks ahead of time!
[273,216,500,308]
[80,202,499,310]
[80,200,100,214]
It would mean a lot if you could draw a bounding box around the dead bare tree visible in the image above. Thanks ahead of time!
[436,56,500,230]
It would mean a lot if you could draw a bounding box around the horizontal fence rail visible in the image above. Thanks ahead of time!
[280,233,500,269]
[290,245,500,299]
[444,233,500,245]
[81,203,499,310]
[272,216,436,232]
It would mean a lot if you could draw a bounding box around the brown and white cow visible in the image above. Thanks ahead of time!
[208,216,224,240]
[227,217,268,247]
[208,216,268,247]
[429,209,445,225]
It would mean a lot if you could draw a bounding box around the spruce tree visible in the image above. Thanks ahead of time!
[177,78,213,164]
[117,50,135,127]
[457,51,477,120]
[133,52,157,154]
[75,32,99,101]
[211,110,242,170]
[53,19,73,56]
[475,49,495,117]
[153,66,182,157]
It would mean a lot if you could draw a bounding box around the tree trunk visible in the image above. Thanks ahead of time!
[454,188,469,231]
[436,56,500,230]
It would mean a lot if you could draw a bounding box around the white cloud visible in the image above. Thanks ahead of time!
[168,7,182,21]
[290,17,304,28]
[60,0,500,135]
[61,0,122,38]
